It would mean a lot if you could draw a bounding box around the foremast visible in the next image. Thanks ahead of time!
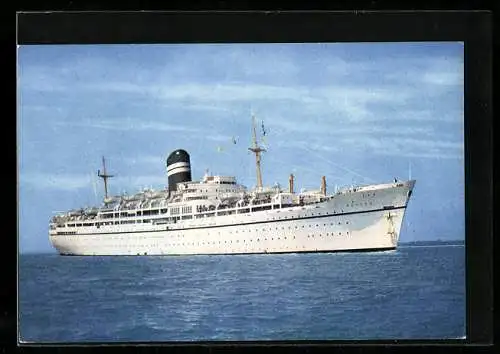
[97,156,114,203]
[248,115,266,191]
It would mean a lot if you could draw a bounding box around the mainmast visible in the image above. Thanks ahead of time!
[248,114,266,190]
[97,156,114,201]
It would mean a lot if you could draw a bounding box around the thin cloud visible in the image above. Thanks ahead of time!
[123,155,164,166]
[422,71,463,86]
[341,136,464,160]
[160,102,232,113]
[266,114,437,136]
[275,129,463,160]
[18,65,68,92]
[19,172,168,193]
[113,175,167,193]
[55,118,202,134]
[19,48,462,128]
[20,173,92,191]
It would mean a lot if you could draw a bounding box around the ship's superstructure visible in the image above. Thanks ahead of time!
[49,116,415,256]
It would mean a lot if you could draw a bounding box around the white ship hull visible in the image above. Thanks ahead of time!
[49,180,414,256]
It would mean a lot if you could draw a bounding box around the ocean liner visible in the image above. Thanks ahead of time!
[49,116,416,256]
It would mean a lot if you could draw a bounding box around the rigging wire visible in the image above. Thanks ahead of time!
[294,144,377,184]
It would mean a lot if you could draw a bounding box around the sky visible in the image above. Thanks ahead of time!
[17,42,464,254]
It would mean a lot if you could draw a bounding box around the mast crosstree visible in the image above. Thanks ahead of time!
[97,156,114,201]
[248,114,266,190]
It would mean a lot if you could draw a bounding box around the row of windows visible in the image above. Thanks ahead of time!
[66,220,154,227]
[185,196,209,201]
[95,200,364,222]
[166,221,351,238]
[57,224,353,238]
[163,236,295,247]
[142,209,160,216]
[66,215,351,229]
[347,201,373,207]
[170,207,180,215]
[141,231,352,248]
[187,187,237,193]
[307,231,350,237]
[100,209,164,218]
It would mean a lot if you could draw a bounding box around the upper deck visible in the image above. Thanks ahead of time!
[49,178,414,231]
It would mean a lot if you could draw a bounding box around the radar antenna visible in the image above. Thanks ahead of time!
[97,156,114,201]
[248,114,266,190]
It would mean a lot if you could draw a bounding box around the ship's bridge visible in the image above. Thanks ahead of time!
[202,175,237,185]
[174,175,246,204]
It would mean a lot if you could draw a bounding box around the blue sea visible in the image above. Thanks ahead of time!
[18,243,465,343]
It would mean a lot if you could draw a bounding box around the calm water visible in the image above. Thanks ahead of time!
[18,244,465,342]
